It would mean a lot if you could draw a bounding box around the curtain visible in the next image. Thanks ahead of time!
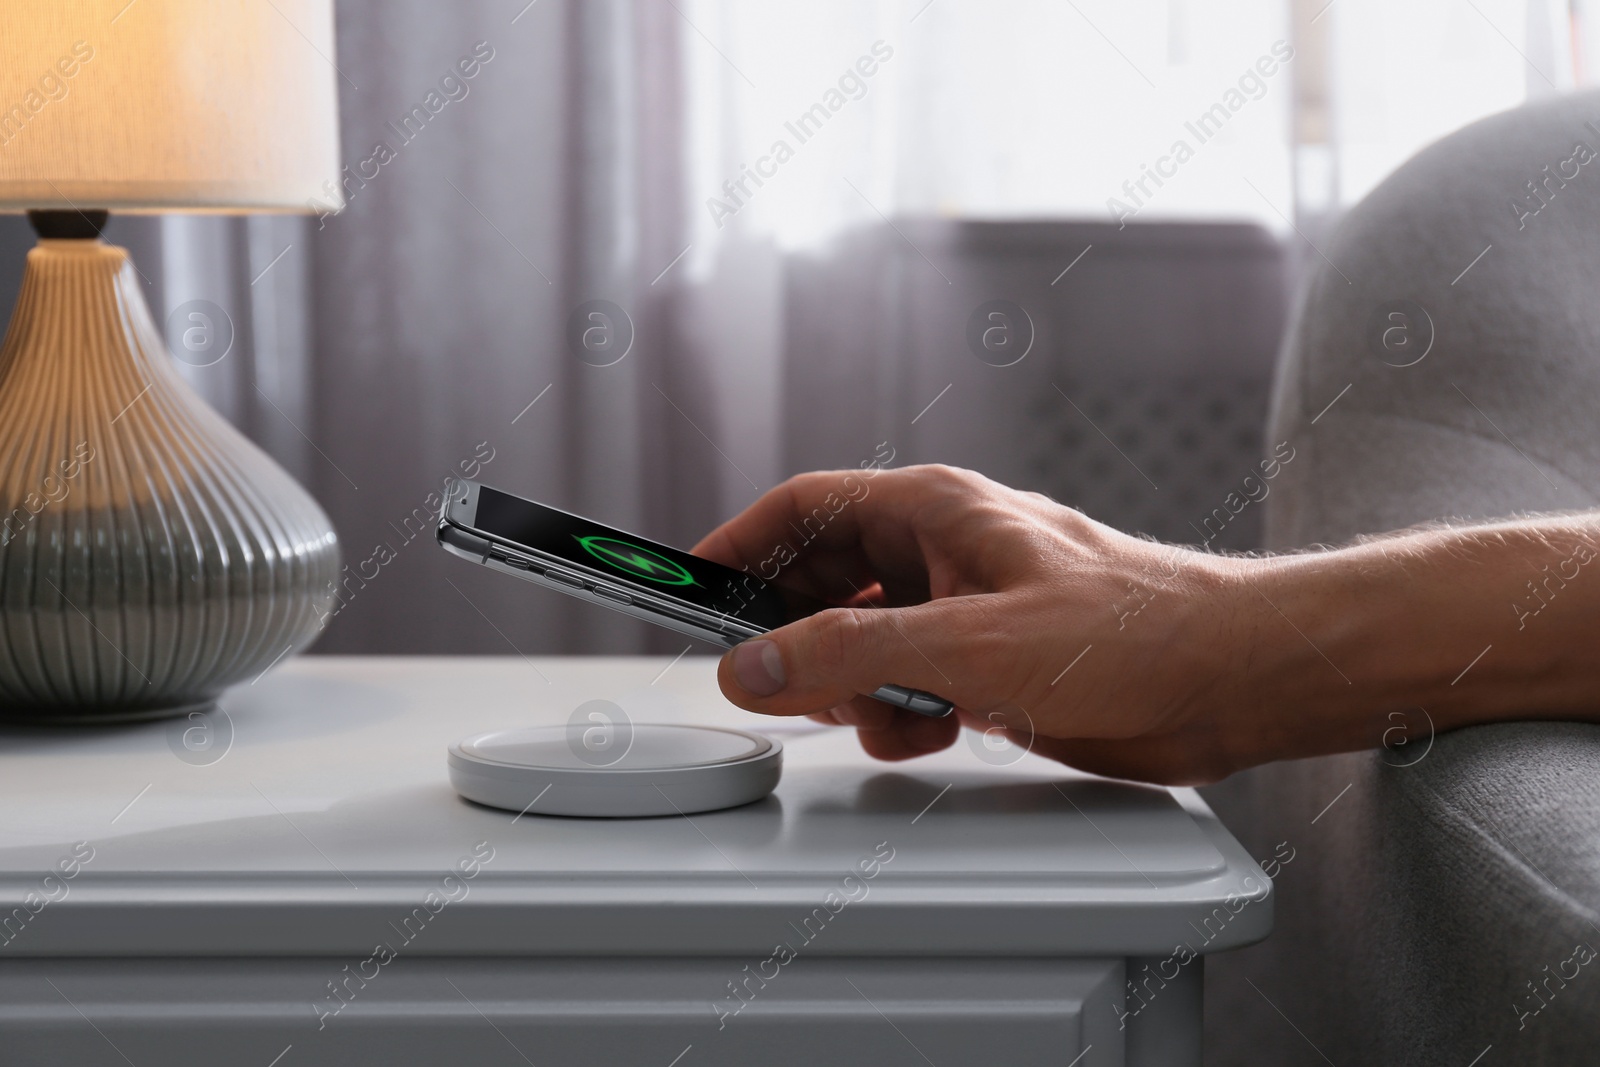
[681,0,1295,250]
[682,0,1589,247]
[294,0,711,655]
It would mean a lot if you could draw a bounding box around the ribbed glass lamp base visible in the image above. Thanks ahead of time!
[0,237,340,722]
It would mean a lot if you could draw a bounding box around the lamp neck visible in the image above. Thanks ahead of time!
[27,209,110,240]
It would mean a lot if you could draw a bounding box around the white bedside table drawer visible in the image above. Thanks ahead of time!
[1,956,1126,1067]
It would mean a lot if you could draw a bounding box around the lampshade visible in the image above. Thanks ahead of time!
[0,0,342,212]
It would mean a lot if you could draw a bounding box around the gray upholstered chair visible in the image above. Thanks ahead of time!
[1201,88,1600,1065]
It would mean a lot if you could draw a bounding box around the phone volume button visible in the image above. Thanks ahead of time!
[545,569,585,589]
[593,587,632,605]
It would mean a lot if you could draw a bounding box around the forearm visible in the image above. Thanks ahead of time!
[1235,515,1600,760]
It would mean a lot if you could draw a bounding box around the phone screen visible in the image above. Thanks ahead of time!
[472,485,829,631]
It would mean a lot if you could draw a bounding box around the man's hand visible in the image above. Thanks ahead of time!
[693,465,1251,783]
[694,465,1600,785]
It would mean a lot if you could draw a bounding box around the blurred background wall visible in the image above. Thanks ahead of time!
[1,0,1593,655]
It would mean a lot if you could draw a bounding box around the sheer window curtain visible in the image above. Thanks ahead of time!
[296,0,699,656]
[9,0,1588,655]
[681,0,1593,246]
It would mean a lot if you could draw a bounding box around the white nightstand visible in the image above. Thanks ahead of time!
[0,657,1270,1066]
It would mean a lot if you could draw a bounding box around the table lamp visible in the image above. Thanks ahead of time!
[0,0,343,721]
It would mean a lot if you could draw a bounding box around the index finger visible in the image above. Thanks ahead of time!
[691,468,927,599]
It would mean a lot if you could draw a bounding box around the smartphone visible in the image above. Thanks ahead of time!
[436,480,955,718]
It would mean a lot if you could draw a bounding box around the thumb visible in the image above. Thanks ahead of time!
[717,599,984,716]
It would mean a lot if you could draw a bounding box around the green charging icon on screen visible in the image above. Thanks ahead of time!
[575,535,698,586]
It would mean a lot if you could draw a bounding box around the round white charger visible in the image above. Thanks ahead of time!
[448,723,782,818]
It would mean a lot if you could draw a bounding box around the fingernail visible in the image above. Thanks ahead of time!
[732,640,785,697]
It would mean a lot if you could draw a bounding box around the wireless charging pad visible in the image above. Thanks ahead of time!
[448,723,782,818]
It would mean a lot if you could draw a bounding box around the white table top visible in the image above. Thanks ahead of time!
[0,656,1270,957]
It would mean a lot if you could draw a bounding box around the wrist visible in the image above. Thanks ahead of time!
[1181,546,1446,769]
